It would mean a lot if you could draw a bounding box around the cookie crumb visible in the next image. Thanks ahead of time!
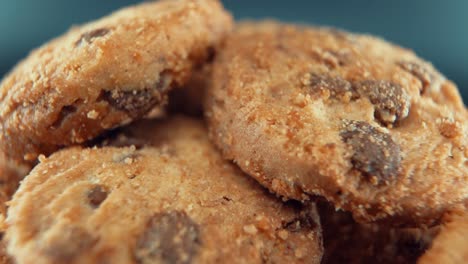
[438,119,461,138]
[278,230,289,240]
[87,110,99,119]
[243,224,258,235]
[38,154,47,163]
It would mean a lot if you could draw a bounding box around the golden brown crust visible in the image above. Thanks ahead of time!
[5,117,323,264]
[418,211,468,263]
[0,0,233,164]
[205,21,468,226]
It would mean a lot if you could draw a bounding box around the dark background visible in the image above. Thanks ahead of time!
[1,0,466,103]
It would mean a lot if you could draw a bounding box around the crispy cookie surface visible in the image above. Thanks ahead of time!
[206,21,468,225]
[6,117,323,264]
[0,0,232,164]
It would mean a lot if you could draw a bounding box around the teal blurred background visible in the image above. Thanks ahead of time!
[0,0,466,102]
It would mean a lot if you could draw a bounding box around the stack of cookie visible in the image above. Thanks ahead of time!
[0,1,466,263]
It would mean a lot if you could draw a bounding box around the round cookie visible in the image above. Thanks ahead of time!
[0,0,233,164]
[318,202,438,264]
[418,210,468,263]
[6,117,323,264]
[205,21,468,226]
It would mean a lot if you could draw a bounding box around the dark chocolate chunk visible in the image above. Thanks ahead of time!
[42,227,97,262]
[135,211,201,264]
[75,28,110,46]
[87,185,108,208]
[98,71,173,117]
[340,121,401,182]
[98,89,160,118]
[354,80,410,126]
[308,73,356,99]
[397,61,434,94]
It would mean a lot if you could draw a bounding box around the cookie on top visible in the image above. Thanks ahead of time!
[205,21,468,226]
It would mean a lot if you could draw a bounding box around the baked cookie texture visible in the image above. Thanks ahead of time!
[0,153,28,264]
[205,21,468,226]
[0,0,233,164]
[5,117,323,264]
[318,202,438,264]
[0,153,30,217]
[418,210,468,263]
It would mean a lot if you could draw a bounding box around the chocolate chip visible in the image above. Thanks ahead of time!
[42,227,97,262]
[397,61,434,94]
[98,72,173,117]
[87,185,108,208]
[135,211,200,264]
[354,80,410,126]
[98,89,160,118]
[75,28,110,46]
[340,121,401,182]
[308,73,356,100]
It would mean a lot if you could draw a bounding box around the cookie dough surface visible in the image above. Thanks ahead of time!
[0,0,233,164]
[205,21,468,226]
[6,117,323,264]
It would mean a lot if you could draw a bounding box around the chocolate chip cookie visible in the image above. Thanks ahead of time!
[418,209,468,263]
[0,0,233,164]
[205,21,468,225]
[5,117,323,264]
